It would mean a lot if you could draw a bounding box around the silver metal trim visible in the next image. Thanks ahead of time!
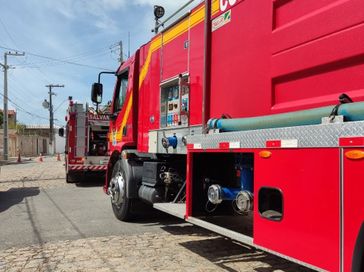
[340,148,344,272]
[153,203,186,219]
[187,121,364,149]
[160,73,190,86]
[186,216,254,246]
[150,126,203,154]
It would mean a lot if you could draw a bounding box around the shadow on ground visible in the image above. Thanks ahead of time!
[132,207,183,225]
[0,187,40,212]
[74,174,105,188]
[178,236,314,272]
[160,224,314,272]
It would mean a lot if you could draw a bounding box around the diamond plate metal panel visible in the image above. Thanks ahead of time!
[187,121,364,149]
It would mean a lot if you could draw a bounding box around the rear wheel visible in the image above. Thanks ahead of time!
[109,160,134,221]
[66,172,76,183]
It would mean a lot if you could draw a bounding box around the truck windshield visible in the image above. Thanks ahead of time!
[114,71,129,113]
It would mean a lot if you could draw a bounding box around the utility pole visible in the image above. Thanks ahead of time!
[118,41,123,63]
[1,51,24,160]
[45,84,64,155]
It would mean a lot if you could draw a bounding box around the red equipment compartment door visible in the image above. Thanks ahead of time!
[343,148,364,272]
[254,148,340,271]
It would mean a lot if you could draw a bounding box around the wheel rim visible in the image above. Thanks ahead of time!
[109,171,125,207]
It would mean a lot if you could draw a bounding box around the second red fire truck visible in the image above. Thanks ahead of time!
[62,98,110,183]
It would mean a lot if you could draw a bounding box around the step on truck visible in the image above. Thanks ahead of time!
[91,1,364,271]
[61,97,110,183]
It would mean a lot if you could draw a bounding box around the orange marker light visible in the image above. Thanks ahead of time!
[259,150,272,158]
[345,150,364,160]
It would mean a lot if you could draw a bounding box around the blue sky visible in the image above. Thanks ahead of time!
[0,0,200,126]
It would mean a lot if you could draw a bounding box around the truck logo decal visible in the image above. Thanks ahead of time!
[212,10,231,32]
[116,94,133,142]
[220,0,237,12]
[88,113,110,120]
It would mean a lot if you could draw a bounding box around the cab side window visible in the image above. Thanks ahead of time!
[113,71,129,113]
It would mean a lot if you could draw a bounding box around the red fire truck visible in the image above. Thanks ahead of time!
[91,0,364,271]
[62,98,109,183]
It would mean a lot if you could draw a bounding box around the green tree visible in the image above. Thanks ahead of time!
[16,123,26,134]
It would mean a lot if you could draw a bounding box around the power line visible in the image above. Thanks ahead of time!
[0,45,113,71]
[0,18,19,48]
[54,99,68,113]
[0,92,48,121]
[8,74,40,98]
[18,49,110,69]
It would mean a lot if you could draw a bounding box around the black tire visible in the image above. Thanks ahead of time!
[110,160,134,221]
[66,172,76,183]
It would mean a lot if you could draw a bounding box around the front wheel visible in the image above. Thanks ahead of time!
[109,160,134,221]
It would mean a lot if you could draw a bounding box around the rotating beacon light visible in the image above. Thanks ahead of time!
[153,5,165,33]
[154,5,165,19]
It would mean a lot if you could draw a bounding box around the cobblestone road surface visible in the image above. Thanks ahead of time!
[0,156,313,272]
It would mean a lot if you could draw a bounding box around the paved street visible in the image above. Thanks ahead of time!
[0,157,313,272]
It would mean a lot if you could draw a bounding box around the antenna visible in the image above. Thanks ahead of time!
[128,32,130,58]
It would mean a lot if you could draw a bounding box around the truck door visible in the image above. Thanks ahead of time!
[254,148,340,271]
[109,61,137,151]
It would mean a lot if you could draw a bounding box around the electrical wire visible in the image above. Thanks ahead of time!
[0,92,48,121]
[18,50,110,69]
[0,18,19,48]
[0,45,113,71]
[54,99,68,113]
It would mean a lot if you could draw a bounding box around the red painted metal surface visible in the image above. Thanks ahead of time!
[210,0,364,118]
[343,148,364,272]
[161,32,188,81]
[137,43,151,153]
[266,140,281,148]
[188,22,204,125]
[136,41,161,153]
[271,0,364,112]
[218,142,230,149]
[254,148,340,271]
[65,102,83,172]
[339,137,364,147]
[210,0,272,119]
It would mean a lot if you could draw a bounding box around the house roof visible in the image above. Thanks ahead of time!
[0,109,16,115]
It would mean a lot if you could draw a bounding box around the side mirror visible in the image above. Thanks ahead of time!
[58,128,65,137]
[110,112,118,121]
[91,83,103,104]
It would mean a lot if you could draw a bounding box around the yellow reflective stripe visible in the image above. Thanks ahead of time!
[138,0,219,88]
[212,0,220,15]
[116,95,133,141]
[139,36,162,89]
